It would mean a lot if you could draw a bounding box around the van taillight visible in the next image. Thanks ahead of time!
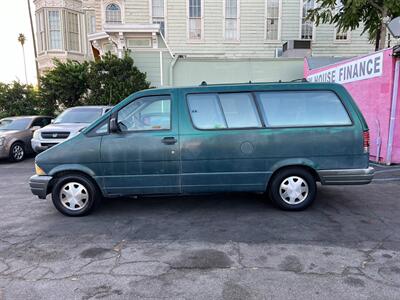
[363,130,370,153]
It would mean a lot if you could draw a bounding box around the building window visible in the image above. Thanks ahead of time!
[265,0,280,41]
[224,0,239,40]
[86,11,96,34]
[37,11,46,51]
[67,12,80,51]
[301,0,314,40]
[48,10,62,49]
[106,3,122,24]
[188,0,202,40]
[335,29,349,41]
[152,0,165,37]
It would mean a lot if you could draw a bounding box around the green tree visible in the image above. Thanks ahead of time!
[0,81,39,118]
[307,0,400,50]
[40,59,89,112]
[86,52,151,105]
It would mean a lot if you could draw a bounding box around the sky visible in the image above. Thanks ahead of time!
[0,0,37,85]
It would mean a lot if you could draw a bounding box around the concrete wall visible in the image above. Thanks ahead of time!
[130,51,304,87]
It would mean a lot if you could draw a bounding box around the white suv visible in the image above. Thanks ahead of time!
[32,106,111,153]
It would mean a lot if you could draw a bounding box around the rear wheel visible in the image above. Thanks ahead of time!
[51,174,100,216]
[9,142,25,162]
[268,168,316,211]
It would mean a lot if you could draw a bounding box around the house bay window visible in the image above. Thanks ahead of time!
[48,10,62,49]
[37,10,46,51]
[152,0,165,37]
[67,12,80,51]
[225,0,239,40]
[265,0,280,41]
[188,0,202,40]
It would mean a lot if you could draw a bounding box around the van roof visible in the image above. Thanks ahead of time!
[132,81,344,98]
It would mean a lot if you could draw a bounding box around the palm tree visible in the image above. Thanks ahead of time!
[27,0,40,86]
[18,33,28,84]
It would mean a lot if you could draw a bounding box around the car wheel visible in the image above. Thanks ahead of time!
[268,167,316,211]
[51,174,100,217]
[9,142,25,162]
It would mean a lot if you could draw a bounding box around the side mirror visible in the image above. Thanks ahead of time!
[31,126,41,132]
[109,113,119,133]
[50,119,55,124]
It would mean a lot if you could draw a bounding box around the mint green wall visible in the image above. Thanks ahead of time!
[130,51,304,87]
[172,58,304,86]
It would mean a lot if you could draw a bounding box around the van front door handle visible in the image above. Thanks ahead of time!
[162,137,177,145]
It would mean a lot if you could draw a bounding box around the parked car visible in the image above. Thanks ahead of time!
[29,82,374,216]
[0,116,53,162]
[31,106,111,153]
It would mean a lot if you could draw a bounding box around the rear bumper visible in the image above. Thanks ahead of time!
[29,175,53,199]
[317,167,374,185]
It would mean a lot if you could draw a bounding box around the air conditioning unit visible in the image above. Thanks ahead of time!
[281,40,312,58]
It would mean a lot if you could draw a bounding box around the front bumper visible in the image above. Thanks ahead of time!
[29,175,53,199]
[31,138,63,153]
[317,167,375,185]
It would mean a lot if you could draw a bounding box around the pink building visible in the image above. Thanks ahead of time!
[304,47,400,165]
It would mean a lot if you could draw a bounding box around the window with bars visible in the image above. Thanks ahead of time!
[106,3,122,24]
[265,0,280,40]
[37,11,46,51]
[152,0,165,37]
[48,10,62,49]
[334,1,348,41]
[225,0,238,40]
[67,12,80,51]
[301,0,314,40]
[335,29,349,41]
[188,0,202,40]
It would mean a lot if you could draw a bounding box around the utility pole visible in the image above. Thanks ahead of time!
[18,34,28,84]
[27,0,40,86]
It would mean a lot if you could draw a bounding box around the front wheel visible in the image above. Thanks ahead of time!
[51,174,100,216]
[268,168,316,211]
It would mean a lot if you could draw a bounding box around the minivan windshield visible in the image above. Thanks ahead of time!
[0,118,31,131]
[54,108,103,124]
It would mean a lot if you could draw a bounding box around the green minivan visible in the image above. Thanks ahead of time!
[29,82,374,216]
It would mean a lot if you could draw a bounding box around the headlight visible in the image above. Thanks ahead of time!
[0,137,5,147]
[33,130,41,139]
[35,163,46,176]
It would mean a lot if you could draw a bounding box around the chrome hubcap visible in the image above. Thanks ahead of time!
[13,145,24,160]
[279,176,309,205]
[60,182,89,211]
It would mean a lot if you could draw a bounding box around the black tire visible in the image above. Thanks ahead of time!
[51,174,101,216]
[9,142,25,162]
[268,167,316,211]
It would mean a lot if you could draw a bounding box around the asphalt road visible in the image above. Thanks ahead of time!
[0,158,400,299]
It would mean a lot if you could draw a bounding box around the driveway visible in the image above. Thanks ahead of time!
[0,158,400,299]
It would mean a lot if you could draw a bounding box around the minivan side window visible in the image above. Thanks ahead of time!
[187,94,227,129]
[117,97,171,132]
[257,91,352,127]
[219,93,262,128]
[187,93,262,130]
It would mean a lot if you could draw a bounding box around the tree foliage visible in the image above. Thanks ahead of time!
[0,81,40,119]
[39,59,89,112]
[0,52,151,118]
[86,52,151,105]
[307,0,400,50]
